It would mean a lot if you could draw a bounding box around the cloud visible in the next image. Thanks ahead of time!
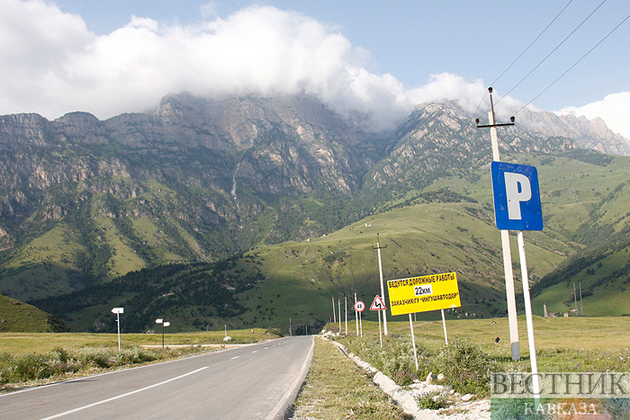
[7,1,622,136]
[407,73,486,114]
[0,1,420,131]
[558,92,630,140]
[200,2,219,19]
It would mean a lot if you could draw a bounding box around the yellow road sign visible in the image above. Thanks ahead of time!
[387,272,461,316]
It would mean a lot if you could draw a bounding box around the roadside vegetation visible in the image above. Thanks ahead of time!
[330,315,630,399]
[0,328,281,391]
[291,337,409,420]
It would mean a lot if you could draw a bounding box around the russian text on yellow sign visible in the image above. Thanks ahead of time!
[387,272,461,316]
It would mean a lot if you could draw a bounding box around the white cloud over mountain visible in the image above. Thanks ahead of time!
[558,92,630,140]
[0,0,628,137]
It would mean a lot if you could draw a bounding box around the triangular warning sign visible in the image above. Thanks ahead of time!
[370,295,387,311]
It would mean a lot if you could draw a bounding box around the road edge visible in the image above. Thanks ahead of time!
[265,335,315,420]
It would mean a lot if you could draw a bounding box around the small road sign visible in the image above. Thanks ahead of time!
[370,295,387,311]
[491,161,543,231]
[354,301,365,312]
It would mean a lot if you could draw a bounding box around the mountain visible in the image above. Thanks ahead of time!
[0,93,629,331]
[510,106,630,155]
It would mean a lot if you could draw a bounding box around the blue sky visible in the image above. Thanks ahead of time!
[3,0,630,136]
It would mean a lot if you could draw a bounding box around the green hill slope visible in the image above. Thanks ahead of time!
[26,150,630,331]
[0,294,67,332]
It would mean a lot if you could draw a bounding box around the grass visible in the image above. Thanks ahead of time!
[0,294,57,332]
[329,315,630,398]
[291,337,409,420]
[0,327,279,354]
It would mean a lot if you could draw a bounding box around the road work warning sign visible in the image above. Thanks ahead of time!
[387,272,461,316]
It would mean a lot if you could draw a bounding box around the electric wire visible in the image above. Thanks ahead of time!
[473,0,574,120]
[489,0,575,88]
[493,0,608,108]
[516,11,630,114]
[471,90,488,120]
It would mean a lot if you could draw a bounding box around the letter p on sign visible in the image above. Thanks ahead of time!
[491,162,543,231]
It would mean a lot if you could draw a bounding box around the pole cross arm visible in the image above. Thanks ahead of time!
[476,116,516,128]
[476,122,515,128]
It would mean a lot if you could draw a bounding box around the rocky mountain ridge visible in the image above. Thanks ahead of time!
[0,93,624,303]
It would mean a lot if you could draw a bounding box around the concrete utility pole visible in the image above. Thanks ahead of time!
[338,299,342,332]
[373,233,388,335]
[580,282,584,316]
[476,87,520,361]
[573,283,578,315]
[345,296,348,335]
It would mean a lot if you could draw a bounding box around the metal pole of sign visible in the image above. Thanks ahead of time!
[517,231,540,402]
[359,308,363,338]
[378,310,383,347]
[477,87,520,361]
[332,297,336,324]
[409,314,418,371]
[116,312,121,351]
[354,293,359,335]
[441,309,448,345]
[112,308,123,352]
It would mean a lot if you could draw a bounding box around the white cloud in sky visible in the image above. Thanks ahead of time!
[200,2,219,19]
[558,92,630,140]
[0,0,628,136]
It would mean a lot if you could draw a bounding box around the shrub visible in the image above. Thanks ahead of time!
[342,335,426,385]
[432,337,497,396]
[75,347,111,368]
[8,354,57,382]
[416,392,449,410]
[114,347,158,365]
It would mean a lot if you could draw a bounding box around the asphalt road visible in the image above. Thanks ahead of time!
[0,335,314,420]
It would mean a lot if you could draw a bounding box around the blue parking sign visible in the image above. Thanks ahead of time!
[491,162,543,231]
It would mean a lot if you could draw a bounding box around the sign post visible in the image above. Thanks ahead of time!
[111,307,124,351]
[155,319,170,349]
[476,88,521,361]
[370,295,387,347]
[387,272,461,363]
[354,300,365,338]
[491,160,543,401]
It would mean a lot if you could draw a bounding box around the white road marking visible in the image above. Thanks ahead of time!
[231,356,240,359]
[39,367,208,420]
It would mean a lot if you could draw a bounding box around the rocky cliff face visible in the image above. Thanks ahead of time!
[0,93,622,301]
[509,106,630,155]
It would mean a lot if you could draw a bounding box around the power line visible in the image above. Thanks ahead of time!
[490,0,575,88]
[516,11,630,114]
[495,0,608,108]
[474,0,575,120]
[471,89,488,120]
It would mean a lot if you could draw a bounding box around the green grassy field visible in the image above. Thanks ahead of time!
[0,327,278,354]
[332,315,630,377]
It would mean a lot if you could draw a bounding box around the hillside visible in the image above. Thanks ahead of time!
[31,150,630,332]
[1,94,630,331]
[0,294,67,332]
